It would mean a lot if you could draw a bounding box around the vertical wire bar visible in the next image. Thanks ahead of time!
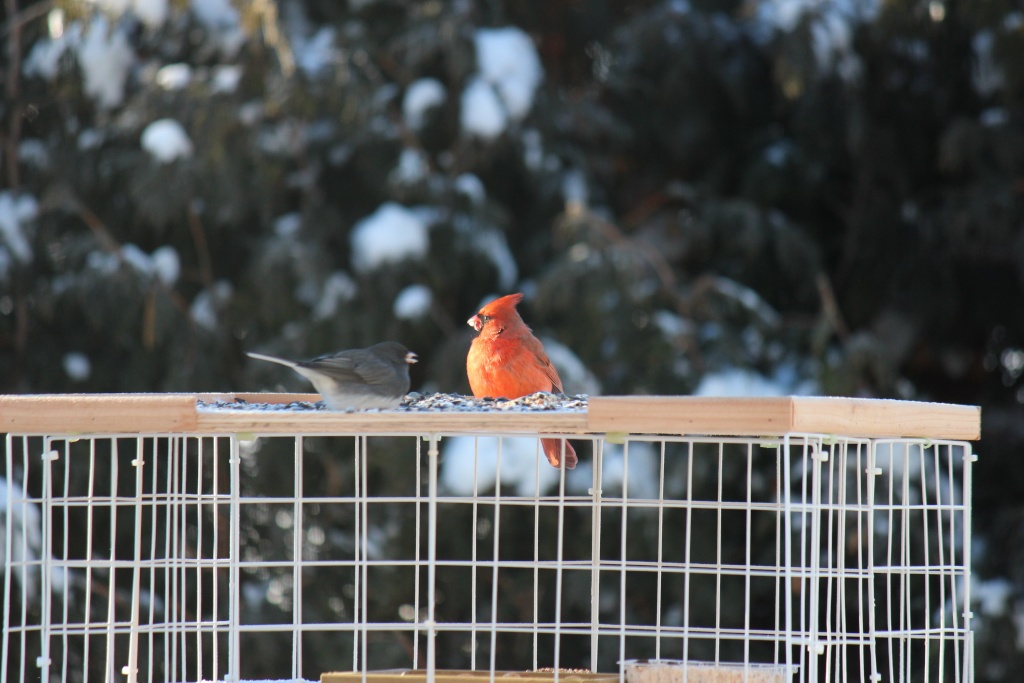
[955,442,968,683]
[39,438,54,682]
[426,435,440,683]
[835,441,848,683]
[945,443,961,680]
[171,436,183,682]
[179,433,190,681]
[211,438,221,681]
[164,436,174,682]
[800,439,814,683]
[553,438,569,678]
[682,440,695,678]
[617,441,630,674]
[1,435,12,682]
[197,438,206,683]
[808,438,825,683]
[353,436,362,673]
[918,444,932,683]
[655,439,666,661]
[886,443,897,683]
[229,436,242,681]
[470,437,480,670]
[104,439,120,683]
[189,440,196,680]
[164,438,174,682]
[714,441,723,664]
[61,440,71,683]
[148,438,162,682]
[864,440,881,683]
[359,436,369,678]
[957,443,974,683]
[590,437,603,675]
[19,439,31,683]
[932,444,947,683]
[488,438,503,682]
[773,439,783,667]
[414,436,422,669]
[293,436,304,681]
[781,435,795,680]
[855,441,868,681]
[822,440,836,682]
[901,444,912,681]
[830,441,842,680]
[744,442,753,668]
[533,445,542,670]
[84,437,98,681]
[891,444,902,683]
[124,437,146,683]
[173,435,183,679]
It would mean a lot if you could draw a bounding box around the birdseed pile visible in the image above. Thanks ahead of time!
[196,392,589,413]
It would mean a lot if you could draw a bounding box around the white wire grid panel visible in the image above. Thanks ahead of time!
[2,431,974,683]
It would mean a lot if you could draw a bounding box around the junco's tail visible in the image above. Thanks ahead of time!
[246,352,298,368]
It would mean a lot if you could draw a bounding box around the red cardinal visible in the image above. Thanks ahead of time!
[466,293,578,469]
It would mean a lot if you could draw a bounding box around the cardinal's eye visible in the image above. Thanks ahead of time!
[479,315,493,324]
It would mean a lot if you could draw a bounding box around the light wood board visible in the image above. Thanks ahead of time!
[587,395,980,440]
[0,393,980,440]
[322,672,617,683]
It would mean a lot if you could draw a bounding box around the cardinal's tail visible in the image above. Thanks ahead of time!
[541,438,577,470]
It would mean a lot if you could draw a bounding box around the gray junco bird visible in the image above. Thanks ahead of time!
[247,341,417,410]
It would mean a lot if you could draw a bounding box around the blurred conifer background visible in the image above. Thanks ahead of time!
[2,0,1023,679]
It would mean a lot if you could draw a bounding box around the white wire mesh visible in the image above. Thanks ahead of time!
[2,429,974,683]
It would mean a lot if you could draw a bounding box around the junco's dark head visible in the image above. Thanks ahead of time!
[247,341,417,410]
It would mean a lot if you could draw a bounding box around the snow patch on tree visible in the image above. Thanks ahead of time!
[454,174,485,205]
[189,0,244,56]
[540,337,601,396]
[77,16,134,109]
[155,63,191,90]
[474,27,543,120]
[972,31,1004,96]
[23,17,81,80]
[0,478,66,600]
[131,0,169,30]
[403,78,447,130]
[572,441,660,501]
[440,436,564,496]
[87,243,180,284]
[754,0,876,79]
[191,281,233,331]
[313,272,358,321]
[694,366,816,396]
[151,245,181,286]
[453,216,518,291]
[390,149,430,185]
[460,77,507,140]
[393,285,433,321]
[211,65,243,94]
[460,27,544,139]
[0,192,38,263]
[141,119,194,163]
[350,203,430,271]
[274,213,302,238]
[293,27,339,77]
[63,352,92,382]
